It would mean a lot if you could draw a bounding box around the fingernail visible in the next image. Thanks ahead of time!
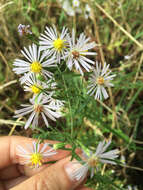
[64,161,87,182]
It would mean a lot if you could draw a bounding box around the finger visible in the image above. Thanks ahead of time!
[0,163,53,180]
[0,181,5,190]
[0,165,21,180]
[75,179,92,190]
[18,164,51,177]
[0,136,70,169]
[3,176,28,190]
[77,188,92,190]
[11,156,87,190]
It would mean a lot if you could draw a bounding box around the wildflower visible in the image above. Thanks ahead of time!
[18,24,32,36]
[39,25,68,63]
[14,94,62,129]
[127,185,138,190]
[85,4,91,13]
[66,30,96,75]
[49,98,65,109]
[58,0,82,17]
[53,142,66,150]
[62,0,75,16]
[13,43,56,84]
[124,54,133,60]
[73,0,80,7]
[48,91,65,109]
[84,4,91,19]
[70,140,119,181]
[17,141,56,168]
[87,62,116,100]
[23,75,64,110]
[23,74,57,98]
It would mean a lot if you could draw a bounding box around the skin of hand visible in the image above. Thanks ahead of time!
[0,136,92,190]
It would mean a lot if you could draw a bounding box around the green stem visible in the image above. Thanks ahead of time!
[57,65,74,138]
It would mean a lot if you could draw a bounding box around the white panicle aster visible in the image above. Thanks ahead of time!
[39,25,68,63]
[87,62,116,100]
[48,92,65,109]
[18,24,32,36]
[60,0,82,16]
[14,94,62,129]
[17,141,56,168]
[69,140,119,181]
[49,98,65,109]
[24,74,57,98]
[62,0,75,16]
[66,30,96,75]
[127,186,138,190]
[13,43,56,84]
[73,0,80,7]
[84,4,91,19]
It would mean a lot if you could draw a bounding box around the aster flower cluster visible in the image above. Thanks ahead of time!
[39,26,116,101]
[13,24,119,180]
[14,25,116,113]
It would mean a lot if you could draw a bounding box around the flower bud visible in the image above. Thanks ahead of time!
[53,142,66,150]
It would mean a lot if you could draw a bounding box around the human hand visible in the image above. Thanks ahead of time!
[0,136,92,190]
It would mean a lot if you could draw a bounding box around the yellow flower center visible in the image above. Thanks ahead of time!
[31,84,41,94]
[53,38,65,51]
[87,156,99,167]
[97,77,104,85]
[31,153,43,166]
[30,61,42,73]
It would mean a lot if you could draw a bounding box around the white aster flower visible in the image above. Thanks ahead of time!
[127,186,138,190]
[14,94,62,129]
[66,30,96,75]
[17,141,56,168]
[49,98,65,109]
[48,92,65,109]
[23,74,57,98]
[124,54,133,60]
[13,43,56,84]
[84,4,91,19]
[85,4,91,12]
[39,25,68,63]
[18,24,32,36]
[62,0,75,16]
[70,140,119,181]
[73,0,80,7]
[58,0,81,16]
[87,62,116,100]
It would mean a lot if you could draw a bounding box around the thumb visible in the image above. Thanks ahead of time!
[11,157,86,190]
